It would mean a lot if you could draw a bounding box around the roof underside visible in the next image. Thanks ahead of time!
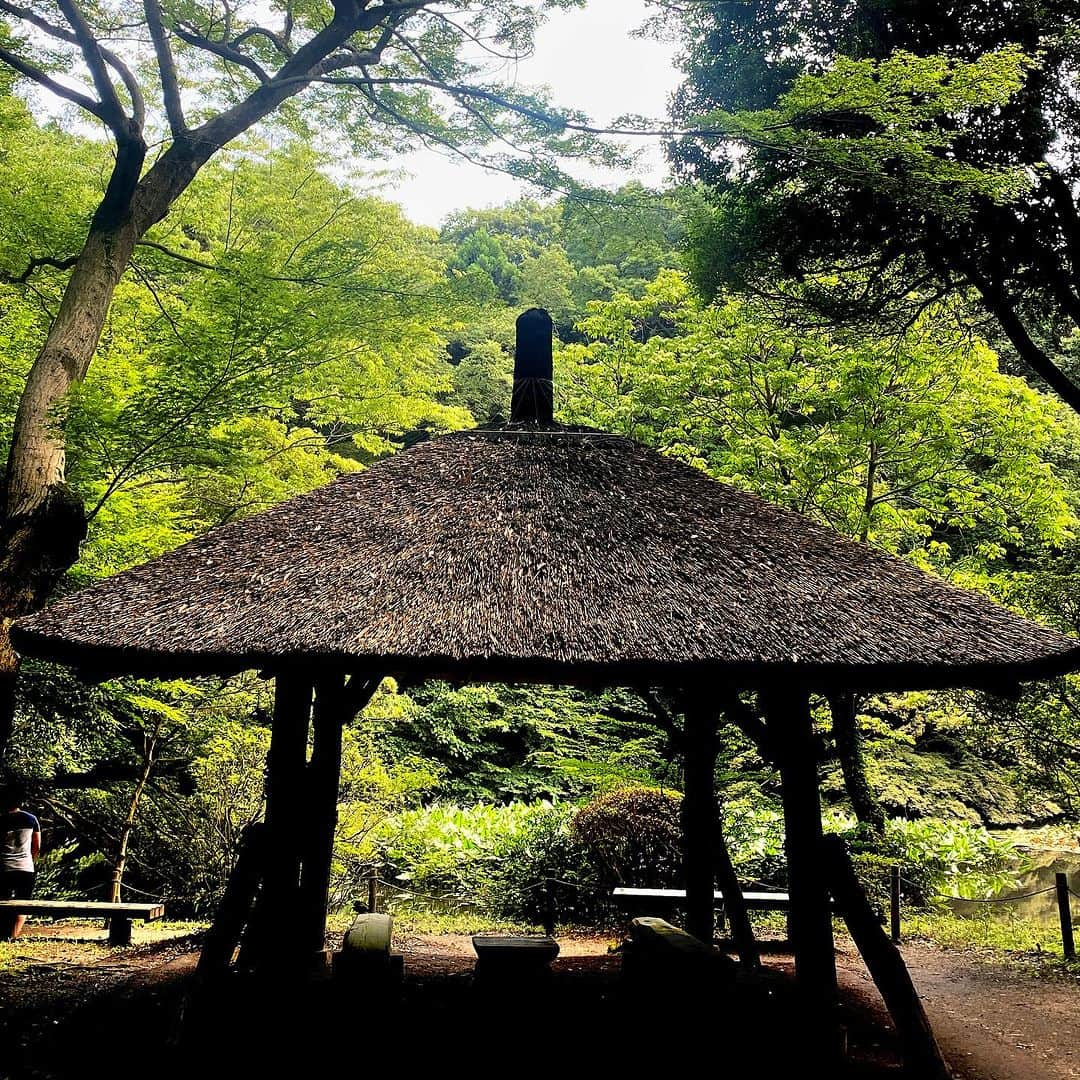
[13,428,1080,692]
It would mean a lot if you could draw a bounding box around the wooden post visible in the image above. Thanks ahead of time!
[299,674,346,953]
[822,836,950,1080]
[1056,872,1075,960]
[368,870,378,914]
[681,706,716,945]
[766,688,837,1001]
[298,674,382,955]
[197,823,265,976]
[681,697,760,965]
[240,672,312,968]
[890,865,902,944]
[715,817,760,968]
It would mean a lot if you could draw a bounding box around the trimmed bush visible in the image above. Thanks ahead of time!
[571,787,684,889]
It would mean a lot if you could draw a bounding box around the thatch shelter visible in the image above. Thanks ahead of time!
[11,309,1080,1025]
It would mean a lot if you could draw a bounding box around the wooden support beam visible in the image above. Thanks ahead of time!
[240,672,312,969]
[765,688,837,1002]
[299,673,346,953]
[299,674,383,955]
[680,697,760,967]
[198,823,265,977]
[681,704,717,946]
[822,835,950,1079]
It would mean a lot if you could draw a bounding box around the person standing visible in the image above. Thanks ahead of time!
[1,783,40,940]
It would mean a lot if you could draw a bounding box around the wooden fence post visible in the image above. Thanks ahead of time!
[890,865,901,944]
[1056,872,1075,961]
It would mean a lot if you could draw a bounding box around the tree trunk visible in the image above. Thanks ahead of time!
[0,216,143,760]
[108,720,160,904]
[0,143,191,761]
[829,692,886,835]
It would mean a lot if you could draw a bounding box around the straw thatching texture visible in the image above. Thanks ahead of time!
[13,427,1080,690]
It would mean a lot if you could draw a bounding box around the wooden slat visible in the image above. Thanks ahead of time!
[0,900,164,920]
[611,887,836,911]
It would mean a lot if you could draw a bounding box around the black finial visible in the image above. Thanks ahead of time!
[511,308,553,424]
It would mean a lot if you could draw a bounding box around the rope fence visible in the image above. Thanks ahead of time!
[366,865,1080,960]
[895,871,1077,960]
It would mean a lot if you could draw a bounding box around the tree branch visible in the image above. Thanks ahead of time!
[135,239,216,270]
[0,45,107,121]
[144,0,185,136]
[55,0,136,131]
[0,0,145,130]
[232,25,293,59]
[174,22,271,83]
[962,259,1080,416]
[0,254,79,284]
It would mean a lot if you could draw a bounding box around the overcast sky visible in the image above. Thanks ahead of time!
[384,1,681,226]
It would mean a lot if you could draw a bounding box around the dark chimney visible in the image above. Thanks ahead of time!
[511,308,554,424]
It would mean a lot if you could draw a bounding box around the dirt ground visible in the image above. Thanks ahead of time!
[1,923,1078,1078]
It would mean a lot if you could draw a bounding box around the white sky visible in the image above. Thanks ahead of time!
[383,1,681,226]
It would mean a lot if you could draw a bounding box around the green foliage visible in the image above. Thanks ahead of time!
[722,47,1035,213]
[375,800,569,908]
[383,681,675,801]
[662,0,1080,414]
[560,271,1077,573]
[885,818,1024,901]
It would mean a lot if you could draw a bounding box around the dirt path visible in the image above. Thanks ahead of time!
[838,941,1080,1079]
[4,927,1080,1078]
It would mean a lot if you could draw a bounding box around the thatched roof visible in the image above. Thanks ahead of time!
[12,425,1080,691]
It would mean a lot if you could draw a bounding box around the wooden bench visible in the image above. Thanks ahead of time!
[614,886,803,912]
[0,900,165,945]
[613,886,835,936]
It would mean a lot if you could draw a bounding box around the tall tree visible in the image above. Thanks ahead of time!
[0,0,591,757]
[658,0,1080,411]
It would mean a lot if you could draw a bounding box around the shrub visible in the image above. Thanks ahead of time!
[485,804,600,923]
[571,787,684,890]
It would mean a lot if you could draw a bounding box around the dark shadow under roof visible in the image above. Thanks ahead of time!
[13,426,1080,691]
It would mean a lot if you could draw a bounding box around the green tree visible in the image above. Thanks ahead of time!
[659,0,1080,411]
[0,0,595,757]
[562,272,1076,570]
[561,270,1080,825]
[0,135,472,582]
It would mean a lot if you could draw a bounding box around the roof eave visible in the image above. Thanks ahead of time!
[13,627,1080,696]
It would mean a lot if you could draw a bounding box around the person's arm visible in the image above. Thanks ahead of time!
[31,825,40,861]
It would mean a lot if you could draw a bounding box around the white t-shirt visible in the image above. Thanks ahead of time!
[1,810,39,873]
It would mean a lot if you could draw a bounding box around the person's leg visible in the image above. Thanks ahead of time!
[11,872,33,938]
[0,873,15,940]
